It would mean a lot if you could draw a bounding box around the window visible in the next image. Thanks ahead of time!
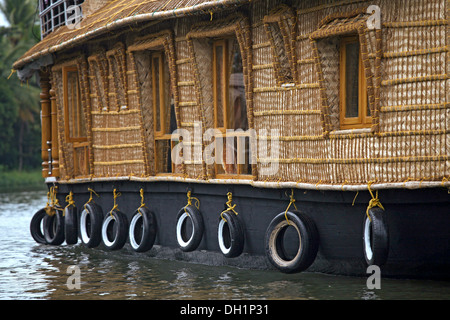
[339,36,371,129]
[63,66,86,141]
[63,65,89,176]
[152,52,179,174]
[310,8,382,134]
[212,38,251,177]
[39,0,85,38]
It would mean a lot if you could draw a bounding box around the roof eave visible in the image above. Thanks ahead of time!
[13,0,250,71]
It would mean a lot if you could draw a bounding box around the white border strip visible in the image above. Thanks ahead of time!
[46,176,450,191]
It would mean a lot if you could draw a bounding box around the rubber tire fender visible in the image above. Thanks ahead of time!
[217,211,245,258]
[298,212,320,269]
[80,202,103,248]
[43,209,65,245]
[64,205,78,245]
[101,209,129,251]
[30,208,48,244]
[265,210,319,274]
[129,207,157,253]
[363,207,389,266]
[176,205,204,252]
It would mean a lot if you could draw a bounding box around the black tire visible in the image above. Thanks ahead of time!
[64,205,78,245]
[265,210,319,273]
[30,208,48,244]
[129,207,157,253]
[298,211,320,269]
[217,211,245,258]
[176,205,204,252]
[43,209,65,245]
[79,202,103,248]
[363,207,389,266]
[101,209,128,250]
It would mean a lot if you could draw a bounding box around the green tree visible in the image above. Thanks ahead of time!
[0,0,40,171]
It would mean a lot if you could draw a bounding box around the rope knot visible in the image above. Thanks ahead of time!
[366,181,384,221]
[187,190,192,206]
[45,186,63,216]
[184,190,200,216]
[109,189,121,218]
[284,189,297,225]
[137,188,147,215]
[87,188,99,203]
[220,192,238,222]
[64,191,75,216]
[85,187,100,210]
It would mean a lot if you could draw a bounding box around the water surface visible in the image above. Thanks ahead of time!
[0,190,449,300]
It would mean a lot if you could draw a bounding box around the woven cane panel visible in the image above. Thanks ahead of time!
[52,71,70,179]
[252,0,449,184]
[42,0,449,186]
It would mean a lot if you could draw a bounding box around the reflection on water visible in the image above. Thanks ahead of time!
[0,190,449,300]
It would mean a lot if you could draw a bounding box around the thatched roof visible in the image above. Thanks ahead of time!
[13,0,249,71]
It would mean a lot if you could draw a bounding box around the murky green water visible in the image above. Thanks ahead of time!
[0,190,449,300]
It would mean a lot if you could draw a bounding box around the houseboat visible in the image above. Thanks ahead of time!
[14,0,449,278]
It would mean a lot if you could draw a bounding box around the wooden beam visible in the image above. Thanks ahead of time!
[39,70,51,178]
[50,87,59,177]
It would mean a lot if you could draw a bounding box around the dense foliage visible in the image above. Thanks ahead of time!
[0,0,41,171]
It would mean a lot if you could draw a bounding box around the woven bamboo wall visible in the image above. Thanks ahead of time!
[50,0,448,186]
[251,0,449,185]
[176,16,208,179]
[88,42,146,177]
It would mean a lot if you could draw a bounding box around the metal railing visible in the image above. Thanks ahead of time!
[39,0,85,38]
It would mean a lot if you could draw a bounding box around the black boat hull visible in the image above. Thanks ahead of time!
[50,180,450,279]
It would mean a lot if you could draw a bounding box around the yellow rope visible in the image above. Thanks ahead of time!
[137,188,147,215]
[109,189,121,218]
[183,191,200,216]
[284,189,297,225]
[366,181,384,221]
[45,206,56,217]
[442,176,450,194]
[45,186,63,216]
[64,191,76,216]
[220,192,238,222]
[45,188,54,216]
[84,188,100,210]
[352,191,359,206]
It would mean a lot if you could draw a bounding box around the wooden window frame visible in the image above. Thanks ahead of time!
[339,36,371,130]
[152,52,167,138]
[212,38,252,179]
[62,65,89,177]
[63,65,87,143]
[214,131,253,179]
[151,51,177,175]
[213,39,229,132]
